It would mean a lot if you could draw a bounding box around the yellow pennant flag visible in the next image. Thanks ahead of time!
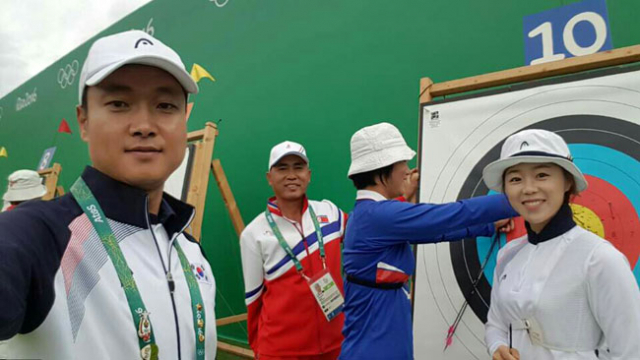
[190,63,216,83]
[0,146,7,158]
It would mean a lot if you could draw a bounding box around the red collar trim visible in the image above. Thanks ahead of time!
[267,196,309,217]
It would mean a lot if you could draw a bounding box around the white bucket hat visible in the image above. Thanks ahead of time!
[482,129,588,193]
[268,141,309,169]
[3,170,47,202]
[348,122,416,177]
[78,30,198,104]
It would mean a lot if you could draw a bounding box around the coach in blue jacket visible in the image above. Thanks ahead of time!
[340,122,516,360]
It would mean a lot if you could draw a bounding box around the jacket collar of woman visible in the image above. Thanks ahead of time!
[525,202,576,245]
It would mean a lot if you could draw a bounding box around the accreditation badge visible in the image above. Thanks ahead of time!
[308,268,344,321]
[525,317,545,346]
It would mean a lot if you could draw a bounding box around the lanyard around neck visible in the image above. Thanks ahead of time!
[70,177,206,360]
[265,204,326,279]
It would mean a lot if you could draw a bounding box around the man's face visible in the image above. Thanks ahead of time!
[266,155,311,202]
[77,65,187,191]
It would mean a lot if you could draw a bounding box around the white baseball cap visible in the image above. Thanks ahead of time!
[482,129,588,193]
[3,170,47,202]
[348,122,416,177]
[268,141,309,169]
[78,30,198,104]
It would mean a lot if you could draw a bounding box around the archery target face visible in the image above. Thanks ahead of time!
[413,68,640,360]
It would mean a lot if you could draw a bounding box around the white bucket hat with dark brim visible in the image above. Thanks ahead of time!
[482,129,588,193]
[3,170,47,202]
[348,122,416,177]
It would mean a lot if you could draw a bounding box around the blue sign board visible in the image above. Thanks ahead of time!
[37,147,57,171]
[524,0,612,65]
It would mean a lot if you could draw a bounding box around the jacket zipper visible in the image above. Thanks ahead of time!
[145,197,195,360]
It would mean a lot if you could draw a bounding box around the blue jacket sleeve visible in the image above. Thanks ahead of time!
[0,213,35,339]
[365,194,516,245]
[432,223,495,243]
[0,204,65,340]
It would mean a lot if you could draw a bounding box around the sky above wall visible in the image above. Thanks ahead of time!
[0,0,152,98]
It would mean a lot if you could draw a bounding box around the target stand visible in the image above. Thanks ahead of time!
[164,123,253,358]
[412,45,640,360]
[38,162,65,200]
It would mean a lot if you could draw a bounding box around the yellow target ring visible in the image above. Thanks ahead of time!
[570,203,605,238]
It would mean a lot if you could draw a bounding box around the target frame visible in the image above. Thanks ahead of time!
[413,56,640,360]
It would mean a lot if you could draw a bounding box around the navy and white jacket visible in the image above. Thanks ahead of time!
[0,167,217,360]
[340,190,517,360]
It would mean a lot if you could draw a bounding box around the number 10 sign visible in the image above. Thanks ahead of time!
[523,0,612,65]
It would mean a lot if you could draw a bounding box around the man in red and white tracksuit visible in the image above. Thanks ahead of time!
[240,141,347,360]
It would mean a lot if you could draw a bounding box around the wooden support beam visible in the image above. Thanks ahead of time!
[217,341,254,359]
[211,159,246,237]
[187,129,206,142]
[216,313,247,326]
[425,45,640,99]
[38,163,62,201]
[186,122,219,241]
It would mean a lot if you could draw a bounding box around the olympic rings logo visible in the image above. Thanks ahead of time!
[210,0,229,8]
[57,60,79,89]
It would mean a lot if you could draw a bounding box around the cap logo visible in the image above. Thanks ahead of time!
[520,141,529,150]
[134,38,154,49]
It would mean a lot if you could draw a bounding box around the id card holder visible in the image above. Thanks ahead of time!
[308,268,344,321]
[525,318,545,346]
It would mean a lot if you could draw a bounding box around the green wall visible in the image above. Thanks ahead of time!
[1,0,639,345]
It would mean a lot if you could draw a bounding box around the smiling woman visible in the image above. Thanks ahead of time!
[482,129,640,360]
[503,163,573,233]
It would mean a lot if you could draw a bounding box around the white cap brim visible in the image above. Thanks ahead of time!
[85,55,199,94]
[482,156,588,193]
[3,185,47,202]
[269,151,309,169]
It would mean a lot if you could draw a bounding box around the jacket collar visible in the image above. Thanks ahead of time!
[525,202,576,245]
[80,166,195,237]
[266,195,309,217]
[356,190,387,202]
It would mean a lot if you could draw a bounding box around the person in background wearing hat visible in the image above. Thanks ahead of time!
[240,141,348,360]
[2,170,47,211]
[0,30,217,360]
[340,122,517,360]
[483,129,640,360]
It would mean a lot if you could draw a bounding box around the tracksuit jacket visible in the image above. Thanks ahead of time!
[340,190,516,360]
[0,166,217,360]
[240,197,347,357]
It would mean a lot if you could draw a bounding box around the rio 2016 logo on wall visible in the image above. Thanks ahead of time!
[209,0,230,8]
[57,60,79,90]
